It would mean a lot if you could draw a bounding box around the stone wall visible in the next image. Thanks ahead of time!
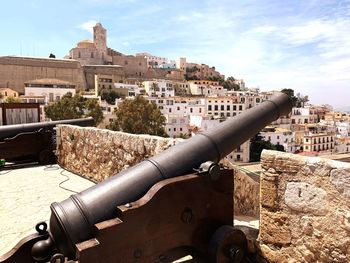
[259,150,350,263]
[234,170,260,218]
[56,125,183,182]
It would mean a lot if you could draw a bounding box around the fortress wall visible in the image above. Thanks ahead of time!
[259,150,350,263]
[0,57,86,92]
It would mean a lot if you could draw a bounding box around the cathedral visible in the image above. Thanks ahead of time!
[68,23,119,65]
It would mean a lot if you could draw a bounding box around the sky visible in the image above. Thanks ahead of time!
[1,0,350,109]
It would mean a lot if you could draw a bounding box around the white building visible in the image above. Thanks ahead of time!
[188,80,226,96]
[143,79,175,98]
[291,106,318,125]
[205,96,245,118]
[147,96,206,117]
[260,127,296,153]
[24,78,76,104]
[334,137,350,153]
[165,114,189,138]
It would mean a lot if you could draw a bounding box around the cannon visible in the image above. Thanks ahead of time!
[0,118,94,164]
[0,93,292,262]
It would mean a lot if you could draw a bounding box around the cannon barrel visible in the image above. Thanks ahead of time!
[0,117,94,141]
[32,93,292,260]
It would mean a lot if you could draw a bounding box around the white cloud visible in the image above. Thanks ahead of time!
[78,20,98,34]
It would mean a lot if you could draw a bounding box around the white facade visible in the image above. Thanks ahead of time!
[291,107,318,125]
[147,97,205,117]
[143,80,175,98]
[165,114,189,137]
[261,127,296,153]
[334,137,350,153]
[25,86,76,104]
[205,97,245,118]
[189,81,226,96]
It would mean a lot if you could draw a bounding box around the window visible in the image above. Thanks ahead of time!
[49,93,54,102]
[180,128,183,131]
[124,60,128,65]
[91,52,94,58]
[214,105,218,111]
[233,105,237,111]
[190,108,193,113]
[239,105,242,111]
[208,105,212,111]
[227,105,230,111]
[221,105,224,111]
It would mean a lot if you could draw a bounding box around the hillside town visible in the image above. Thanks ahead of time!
[1,22,350,164]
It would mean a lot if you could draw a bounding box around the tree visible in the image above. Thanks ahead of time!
[220,76,240,91]
[296,93,309,107]
[44,92,103,126]
[249,133,285,162]
[281,88,298,107]
[49,53,56,58]
[108,95,167,137]
[100,88,119,104]
[5,96,21,103]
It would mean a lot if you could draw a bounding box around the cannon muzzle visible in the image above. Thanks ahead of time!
[32,93,292,260]
[0,117,94,141]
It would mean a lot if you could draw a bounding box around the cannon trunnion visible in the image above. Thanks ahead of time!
[0,93,292,262]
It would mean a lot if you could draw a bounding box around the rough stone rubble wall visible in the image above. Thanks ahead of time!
[234,170,259,218]
[259,150,350,263]
[56,125,183,182]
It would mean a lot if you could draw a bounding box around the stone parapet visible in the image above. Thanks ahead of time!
[56,125,183,182]
[259,150,350,263]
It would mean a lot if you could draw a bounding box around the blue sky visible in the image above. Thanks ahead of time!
[1,0,350,108]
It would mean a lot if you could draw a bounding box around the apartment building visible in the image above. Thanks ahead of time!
[205,96,245,118]
[303,124,335,153]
